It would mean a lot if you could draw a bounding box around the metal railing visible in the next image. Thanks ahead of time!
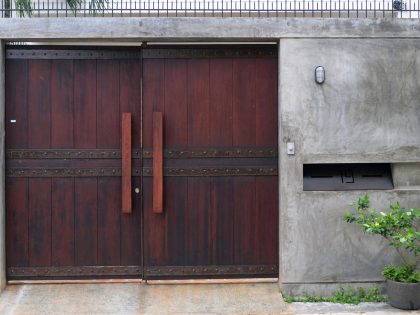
[0,0,418,17]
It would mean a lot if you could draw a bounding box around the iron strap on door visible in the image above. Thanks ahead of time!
[6,46,277,60]
[6,148,278,177]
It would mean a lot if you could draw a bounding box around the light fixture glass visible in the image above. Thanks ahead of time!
[315,66,325,84]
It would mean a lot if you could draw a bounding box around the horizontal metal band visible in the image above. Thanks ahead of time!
[142,47,277,59]
[7,266,141,278]
[6,147,278,159]
[8,265,277,278]
[145,264,278,277]
[6,49,142,60]
[7,149,135,159]
[144,166,278,176]
[6,47,276,60]
[143,147,278,159]
[7,166,278,177]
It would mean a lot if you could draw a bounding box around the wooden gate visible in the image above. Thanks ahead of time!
[5,45,278,280]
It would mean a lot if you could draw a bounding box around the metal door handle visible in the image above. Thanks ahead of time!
[153,112,163,213]
[121,113,132,214]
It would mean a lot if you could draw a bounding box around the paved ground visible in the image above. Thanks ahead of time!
[290,302,420,314]
[0,281,418,315]
[0,281,289,315]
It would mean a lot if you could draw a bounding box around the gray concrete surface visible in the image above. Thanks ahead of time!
[290,302,420,314]
[0,41,5,292]
[0,282,417,315]
[0,282,290,315]
[1,18,420,41]
[279,38,420,295]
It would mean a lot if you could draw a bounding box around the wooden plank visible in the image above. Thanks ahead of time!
[98,178,121,265]
[256,57,278,146]
[27,59,52,268]
[121,113,132,214]
[52,178,75,266]
[209,59,234,266]
[142,60,166,268]
[186,177,210,265]
[165,178,188,266]
[142,59,164,148]
[6,178,28,267]
[96,59,121,266]
[74,60,97,149]
[143,177,167,266]
[210,177,234,265]
[255,57,278,266]
[28,178,52,266]
[50,60,75,268]
[28,60,51,149]
[186,60,211,265]
[119,59,141,266]
[152,112,163,213]
[121,177,142,266]
[97,59,120,149]
[233,59,256,146]
[209,59,233,147]
[232,58,259,265]
[163,60,188,266]
[256,177,279,264]
[5,60,30,270]
[5,59,28,149]
[233,177,258,265]
[164,60,188,146]
[73,59,98,267]
[187,59,210,146]
[119,59,142,146]
[75,178,98,266]
[51,60,74,148]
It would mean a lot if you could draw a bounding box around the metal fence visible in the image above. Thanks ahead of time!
[0,0,418,17]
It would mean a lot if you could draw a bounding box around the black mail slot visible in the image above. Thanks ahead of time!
[303,163,393,191]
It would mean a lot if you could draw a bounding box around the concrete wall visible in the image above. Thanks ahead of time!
[0,18,420,294]
[279,38,420,295]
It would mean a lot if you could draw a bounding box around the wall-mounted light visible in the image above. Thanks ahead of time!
[315,66,325,84]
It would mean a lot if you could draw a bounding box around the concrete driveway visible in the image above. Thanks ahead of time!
[0,281,418,315]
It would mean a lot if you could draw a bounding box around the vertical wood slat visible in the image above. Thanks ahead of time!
[122,113,132,214]
[153,112,163,213]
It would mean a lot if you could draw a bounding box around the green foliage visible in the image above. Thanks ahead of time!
[66,0,83,13]
[284,285,387,304]
[13,0,108,16]
[382,265,420,283]
[88,0,109,14]
[15,0,32,17]
[344,195,420,283]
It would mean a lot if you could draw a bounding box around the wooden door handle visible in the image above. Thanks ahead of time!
[153,112,163,213]
[121,113,132,214]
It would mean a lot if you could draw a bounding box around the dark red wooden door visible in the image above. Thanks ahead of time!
[5,45,278,280]
[5,48,143,279]
[142,46,279,279]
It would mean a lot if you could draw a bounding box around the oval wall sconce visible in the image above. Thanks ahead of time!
[315,66,325,84]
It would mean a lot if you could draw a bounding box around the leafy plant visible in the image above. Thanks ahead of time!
[284,285,387,304]
[344,195,420,283]
[88,0,108,14]
[382,265,420,283]
[15,0,32,17]
[66,0,83,13]
[13,0,108,17]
